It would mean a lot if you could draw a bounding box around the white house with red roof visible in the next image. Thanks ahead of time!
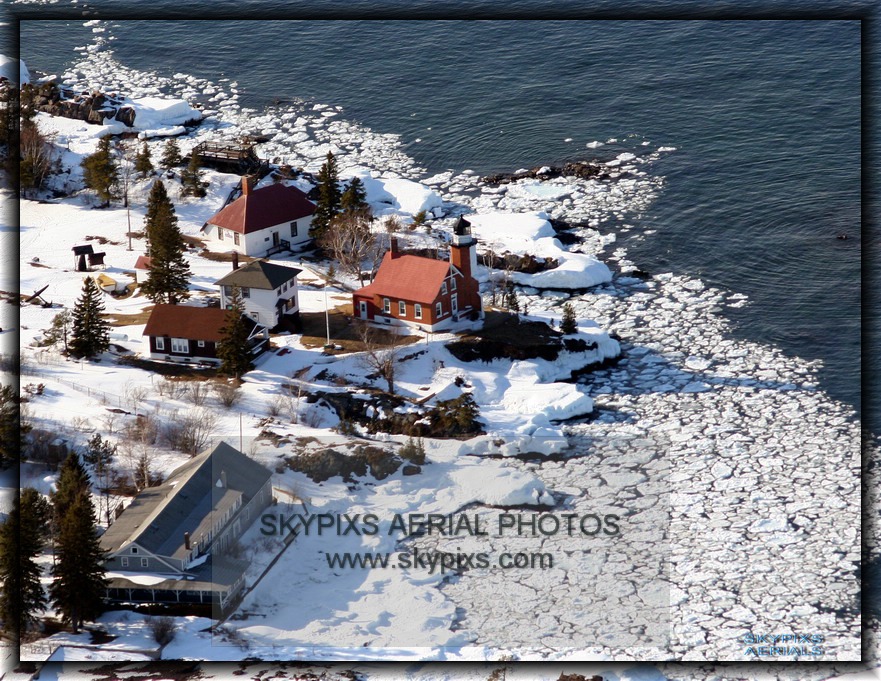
[352,217,483,332]
[201,179,316,257]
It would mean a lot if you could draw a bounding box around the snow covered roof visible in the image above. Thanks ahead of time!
[205,183,315,234]
[355,251,456,305]
[142,303,262,342]
[100,443,272,561]
[215,259,301,290]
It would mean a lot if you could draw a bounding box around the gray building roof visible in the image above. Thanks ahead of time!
[214,260,302,291]
[100,442,272,560]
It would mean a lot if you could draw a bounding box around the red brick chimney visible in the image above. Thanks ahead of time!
[389,237,400,259]
[232,251,239,270]
[242,175,253,196]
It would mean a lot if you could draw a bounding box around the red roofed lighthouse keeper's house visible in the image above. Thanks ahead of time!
[201,178,316,257]
[352,216,483,332]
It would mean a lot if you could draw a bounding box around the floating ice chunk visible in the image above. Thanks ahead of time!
[586,141,604,148]
[658,146,677,152]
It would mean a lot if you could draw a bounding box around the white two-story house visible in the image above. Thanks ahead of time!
[201,179,316,257]
[215,259,302,330]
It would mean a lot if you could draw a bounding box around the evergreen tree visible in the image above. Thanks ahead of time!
[180,149,206,197]
[159,138,181,169]
[80,134,118,206]
[0,488,50,640]
[49,492,107,634]
[560,302,577,334]
[69,277,110,359]
[141,180,191,304]
[310,151,341,239]
[340,176,368,214]
[0,385,20,467]
[134,141,153,177]
[217,286,254,379]
[52,452,91,526]
[83,434,115,474]
[43,309,72,354]
[504,280,520,313]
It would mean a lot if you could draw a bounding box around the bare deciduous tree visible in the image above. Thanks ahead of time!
[356,321,404,394]
[318,208,384,286]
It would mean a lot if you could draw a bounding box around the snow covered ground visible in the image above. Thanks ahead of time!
[3,20,876,680]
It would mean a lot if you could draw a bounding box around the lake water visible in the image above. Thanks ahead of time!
[19,19,863,418]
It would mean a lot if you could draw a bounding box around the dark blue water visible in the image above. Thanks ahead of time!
[19,20,863,418]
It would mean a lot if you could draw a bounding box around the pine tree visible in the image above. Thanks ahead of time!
[340,176,368,214]
[504,280,520,313]
[159,138,181,169]
[0,385,20,467]
[43,309,72,354]
[560,302,577,334]
[217,286,255,379]
[69,277,110,359]
[180,149,206,198]
[50,492,107,634]
[80,134,118,206]
[141,180,191,304]
[310,151,341,239]
[134,141,153,177]
[52,452,91,526]
[0,488,50,640]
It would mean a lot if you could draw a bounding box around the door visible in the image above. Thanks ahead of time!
[359,300,368,319]
[272,231,280,247]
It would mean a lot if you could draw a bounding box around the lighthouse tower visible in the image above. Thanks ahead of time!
[449,216,483,320]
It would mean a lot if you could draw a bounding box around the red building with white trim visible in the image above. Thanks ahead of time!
[352,217,483,332]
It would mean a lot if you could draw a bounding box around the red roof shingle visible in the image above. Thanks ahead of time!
[355,253,454,305]
[207,184,315,235]
[142,304,259,342]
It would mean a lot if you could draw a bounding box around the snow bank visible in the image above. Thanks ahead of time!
[447,466,554,507]
[0,55,29,84]
[102,96,201,136]
[344,167,442,216]
[467,211,612,289]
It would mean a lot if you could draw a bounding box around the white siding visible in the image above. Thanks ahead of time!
[206,217,313,257]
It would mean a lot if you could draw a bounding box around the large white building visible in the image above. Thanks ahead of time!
[201,179,316,257]
[215,258,302,329]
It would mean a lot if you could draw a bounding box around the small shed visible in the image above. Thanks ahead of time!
[72,244,94,272]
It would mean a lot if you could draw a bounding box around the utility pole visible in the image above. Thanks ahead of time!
[324,279,331,348]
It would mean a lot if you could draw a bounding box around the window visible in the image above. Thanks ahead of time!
[234,232,240,246]
[217,227,224,240]
[441,282,447,295]
[155,337,165,351]
[436,302,443,317]
[197,340,205,348]
[451,277,457,291]
[121,557,129,567]
[251,312,259,321]
[398,300,406,316]
[241,287,250,298]
[383,298,390,314]
[282,282,288,292]
[414,304,422,319]
[131,547,138,554]
[290,221,298,238]
[140,558,149,568]
[171,338,189,354]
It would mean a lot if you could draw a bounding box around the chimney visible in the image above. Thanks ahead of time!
[184,531,191,550]
[389,237,399,259]
[241,175,252,196]
[232,251,239,270]
[220,470,227,488]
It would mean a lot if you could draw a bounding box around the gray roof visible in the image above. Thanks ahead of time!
[101,442,272,560]
[107,555,250,593]
[215,260,302,290]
